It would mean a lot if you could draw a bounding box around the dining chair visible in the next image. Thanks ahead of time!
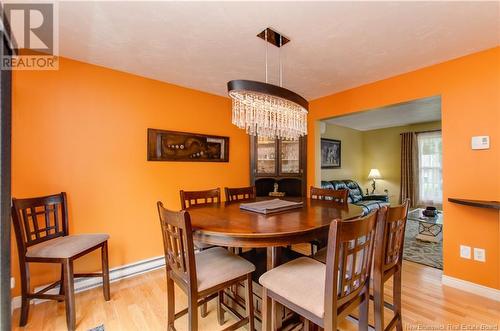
[157,201,255,331]
[180,188,221,209]
[309,186,349,254]
[259,211,379,331]
[310,186,349,205]
[224,186,256,203]
[11,192,110,331]
[179,188,220,249]
[179,187,222,317]
[372,201,409,331]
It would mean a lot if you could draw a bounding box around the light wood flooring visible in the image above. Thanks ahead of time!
[12,245,500,331]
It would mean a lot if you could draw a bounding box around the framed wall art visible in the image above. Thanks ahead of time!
[147,129,229,162]
[321,138,341,168]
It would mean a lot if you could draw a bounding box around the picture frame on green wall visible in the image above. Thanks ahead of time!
[321,138,341,168]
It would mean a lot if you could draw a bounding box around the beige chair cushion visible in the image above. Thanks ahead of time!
[196,247,255,292]
[259,257,326,319]
[27,234,109,259]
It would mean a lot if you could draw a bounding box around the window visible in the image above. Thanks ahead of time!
[417,131,442,206]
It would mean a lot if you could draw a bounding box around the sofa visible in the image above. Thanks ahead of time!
[321,179,389,215]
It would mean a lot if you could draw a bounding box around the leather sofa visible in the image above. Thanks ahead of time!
[321,179,389,215]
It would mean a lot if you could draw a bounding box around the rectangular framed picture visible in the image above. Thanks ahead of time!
[147,128,229,162]
[321,138,341,168]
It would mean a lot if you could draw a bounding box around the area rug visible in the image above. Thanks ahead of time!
[403,219,443,269]
[88,325,104,331]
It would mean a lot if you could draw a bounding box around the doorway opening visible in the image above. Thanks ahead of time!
[318,96,443,269]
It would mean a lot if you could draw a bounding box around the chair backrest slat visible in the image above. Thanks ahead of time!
[157,202,197,289]
[324,210,379,318]
[310,186,349,208]
[12,192,69,251]
[180,188,221,209]
[225,186,256,203]
[374,200,409,272]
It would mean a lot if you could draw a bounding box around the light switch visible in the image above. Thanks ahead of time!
[471,136,490,150]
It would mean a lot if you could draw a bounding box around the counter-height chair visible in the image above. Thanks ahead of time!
[11,192,110,331]
[259,211,378,331]
[224,186,256,257]
[157,202,255,331]
[180,188,221,249]
[180,188,223,317]
[372,201,409,331]
[224,186,256,203]
[310,186,349,205]
[309,186,349,254]
[180,188,221,209]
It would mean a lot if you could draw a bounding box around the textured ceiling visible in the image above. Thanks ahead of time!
[324,96,442,131]
[58,1,500,100]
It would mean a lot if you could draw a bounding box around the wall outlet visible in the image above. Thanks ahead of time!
[10,277,15,289]
[473,248,486,262]
[460,245,471,259]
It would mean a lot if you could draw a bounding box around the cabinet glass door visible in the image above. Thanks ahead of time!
[257,137,277,175]
[280,139,300,174]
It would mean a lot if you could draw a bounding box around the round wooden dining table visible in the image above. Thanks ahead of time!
[188,197,364,269]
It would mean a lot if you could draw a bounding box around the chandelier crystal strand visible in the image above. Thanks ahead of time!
[228,28,308,140]
[229,90,307,140]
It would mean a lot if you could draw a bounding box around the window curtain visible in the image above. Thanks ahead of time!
[417,131,443,208]
[400,132,418,207]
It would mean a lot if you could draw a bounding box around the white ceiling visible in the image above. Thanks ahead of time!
[324,96,442,131]
[57,1,500,100]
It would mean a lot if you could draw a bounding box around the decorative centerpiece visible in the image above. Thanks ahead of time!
[269,183,285,197]
[422,206,438,217]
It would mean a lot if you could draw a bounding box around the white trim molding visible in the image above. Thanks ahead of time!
[12,255,165,311]
[442,275,500,302]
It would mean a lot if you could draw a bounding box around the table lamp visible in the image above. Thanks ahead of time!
[368,168,381,194]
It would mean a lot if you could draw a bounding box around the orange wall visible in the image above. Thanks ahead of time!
[308,47,500,289]
[11,57,249,296]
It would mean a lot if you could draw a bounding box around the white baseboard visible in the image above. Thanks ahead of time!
[442,275,500,301]
[11,255,165,311]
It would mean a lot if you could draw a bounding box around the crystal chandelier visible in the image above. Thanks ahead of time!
[227,28,308,140]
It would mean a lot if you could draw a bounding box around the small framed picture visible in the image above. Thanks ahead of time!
[321,138,341,168]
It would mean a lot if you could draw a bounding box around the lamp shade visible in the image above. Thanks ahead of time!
[368,168,382,179]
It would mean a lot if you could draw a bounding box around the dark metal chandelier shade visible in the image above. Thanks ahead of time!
[227,80,309,110]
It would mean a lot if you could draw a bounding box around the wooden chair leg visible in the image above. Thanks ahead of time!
[101,241,111,301]
[261,287,272,331]
[188,293,198,331]
[19,262,30,326]
[245,274,255,331]
[393,270,403,331]
[373,279,385,331]
[58,265,65,301]
[166,274,175,331]
[303,318,315,331]
[201,300,208,318]
[359,289,369,331]
[217,291,225,326]
[273,300,283,330]
[63,259,76,331]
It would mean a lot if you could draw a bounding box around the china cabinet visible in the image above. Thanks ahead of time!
[250,136,307,197]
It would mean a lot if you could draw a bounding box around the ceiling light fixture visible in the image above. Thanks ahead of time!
[227,28,308,140]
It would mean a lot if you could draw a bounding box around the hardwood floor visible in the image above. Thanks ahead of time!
[12,245,500,331]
